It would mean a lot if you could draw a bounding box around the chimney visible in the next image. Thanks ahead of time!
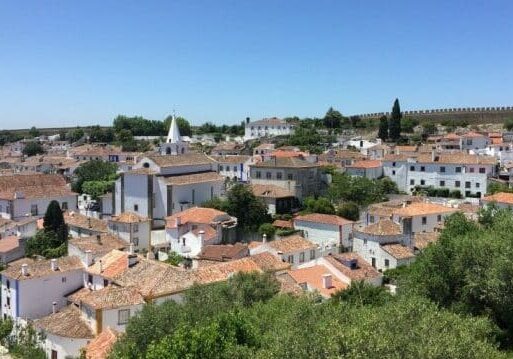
[129,243,135,255]
[99,259,103,273]
[21,263,28,277]
[128,253,138,268]
[175,216,181,227]
[52,301,57,314]
[50,259,58,271]
[431,150,435,162]
[262,233,267,244]
[322,274,332,289]
[198,230,205,248]
[84,250,93,267]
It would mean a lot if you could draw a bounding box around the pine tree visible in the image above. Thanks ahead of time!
[389,98,402,141]
[378,115,389,141]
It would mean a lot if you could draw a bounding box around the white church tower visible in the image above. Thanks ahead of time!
[160,114,188,155]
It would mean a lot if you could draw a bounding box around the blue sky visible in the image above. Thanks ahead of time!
[0,0,512,129]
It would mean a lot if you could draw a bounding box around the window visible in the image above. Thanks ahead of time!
[410,165,415,171]
[439,180,445,187]
[30,204,38,216]
[6,280,9,290]
[104,279,109,287]
[392,162,396,167]
[299,252,305,263]
[6,297,10,307]
[469,167,475,173]
[476,182,480,188]
[287,255,294,263]
[422,217,427,225]
[465,181,471,188]
[384,259,390,268]
[363,239,368,245]
[287,174,293,180]
[479,167,486,174]
[133,238,139,246]
[266,172,272,179]
[134,204,138,212]
[192,189,195,204]
[133,224,139,233]
[87,274,93,284]
[310,249,316,260]
[420,166,425,172]
[410,179,415,185]
[118,309,131,325]
[455,167,462,173]
[369,215,375,223]
[440,166,446,173]
[61,277,66,283]
[371,257,376,268]
[61,202,68,210]
[392,170,396,175]
[455,181,460,187]
[219,165,224,171]
[421,180,425,185]
[0,205,3,213]
[277,172,283,180]
[233,166,237,172]
[437,215,442,222]
[256,171,261,179]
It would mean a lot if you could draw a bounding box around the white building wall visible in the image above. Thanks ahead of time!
[11,195,77,220]
[170,181,223,214]
[40,333,89,359]
[101,304,144,333]
[123,174,149,216]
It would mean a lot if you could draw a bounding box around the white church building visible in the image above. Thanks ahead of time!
[113,115,225,227]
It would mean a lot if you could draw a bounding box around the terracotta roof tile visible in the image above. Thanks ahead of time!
[357,219,402,236]
[324,253,381,281]
[85,327,119,359]
[163,172,224,186]
[68,285,145,310]
[3,256,83,280]
[166,207,234,229]
[381,243,415,259]
[295,213,353,226]
[251,156,318,168]
[211,155,251,164]
[34,305,94,339]
[251,184,295,198]
[69,234,127,256]
[267,235,316,253]
[0,236,21,253]
[145,153,215,167]
[346,160,382,169]
[288,265,347,297]
[87,250,130,279]
[194,257,262,284]
[198,243,249,261]
[392,202,458,217]
[0,173,75,200]
[110,212,149,223]
[65,212,108,233]
[483,192,513,205]
[250,251,291,272]
[414,232,440,250]
[272,220,294,229]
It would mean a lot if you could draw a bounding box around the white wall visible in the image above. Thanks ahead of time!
[11,195,77,220]
[40,332,89,359]
[101,304,144,333]
[294,221,353,249]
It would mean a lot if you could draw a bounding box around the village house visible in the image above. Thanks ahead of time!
[197,243,249,264]
[461,131,491,151]
[383,152,496,197]
[165,207,237,257]
[68,233,127,266]
[253,143,275,156]
[293,213,354,251]
[244,117,295,141]
[250,234,318,268]
[391,202,458,233]
[481,192,513,209]
[108,212,151,252]
[1,256,84,320]
[0,217,38,239]
[251,184,296,214]
[249,156,322,200]
[210,142,244,156]
[212,155,253,182]
[352,219,415,271]
[0,236,26,264]
[344,160,383,179]
[65,212,109,238]
[0,174,77,220]
[367,144,390,160]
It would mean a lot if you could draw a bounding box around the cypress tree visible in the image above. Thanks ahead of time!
[389,98,402,141]
[43,200,65,233]
[378,115,389,141]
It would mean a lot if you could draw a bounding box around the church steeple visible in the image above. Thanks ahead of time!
[160,112,189,156]
[166,114,181,144]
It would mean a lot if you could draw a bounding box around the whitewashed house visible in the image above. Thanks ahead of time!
[250,235,318,269]
[383,152,496,197]
[481,192,513,209]
[108,212,151,252]
[0,256,84,320]
[391,202,457,233]
[293,213,354,251]
[244,117,295,141]
[460,132,491,151]
[164,207,237,257]
[352,219,415,271]
[213,155,253,182]
[344,160,383,179]
[0,174,77,220]
[65,212,109,238]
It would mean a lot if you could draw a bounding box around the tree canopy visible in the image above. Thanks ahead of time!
[378,115,388,141]
[72,160,118,195]
[389,98,402,141]
[328,173,398,206]
[22,141,45,157]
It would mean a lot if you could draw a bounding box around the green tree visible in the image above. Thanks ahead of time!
[26,201,68,258]
[72,160,118,194]
[331,280,391,306]
[203,184,271,233]
[302,196,335,214]
[323,107,345,129]
[401,117,419,133]
[28,126,40,138]
[336,201,360,221]
[378,115,388,141]
[389,98,402,141]
[68,127,85,143]
[258,223,276,238]
[164,116,192,137]
[82,180,115,200]
[22,141,45,156]
[504,118,513,131]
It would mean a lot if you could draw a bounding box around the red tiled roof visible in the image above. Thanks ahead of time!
[166,207,233,229]
[288,265,346,297]
[295,213,353,226]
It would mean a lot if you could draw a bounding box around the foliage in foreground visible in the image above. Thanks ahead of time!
[109,272,505,359]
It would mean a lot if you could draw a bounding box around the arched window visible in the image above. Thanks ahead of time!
[143,162,150,168]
